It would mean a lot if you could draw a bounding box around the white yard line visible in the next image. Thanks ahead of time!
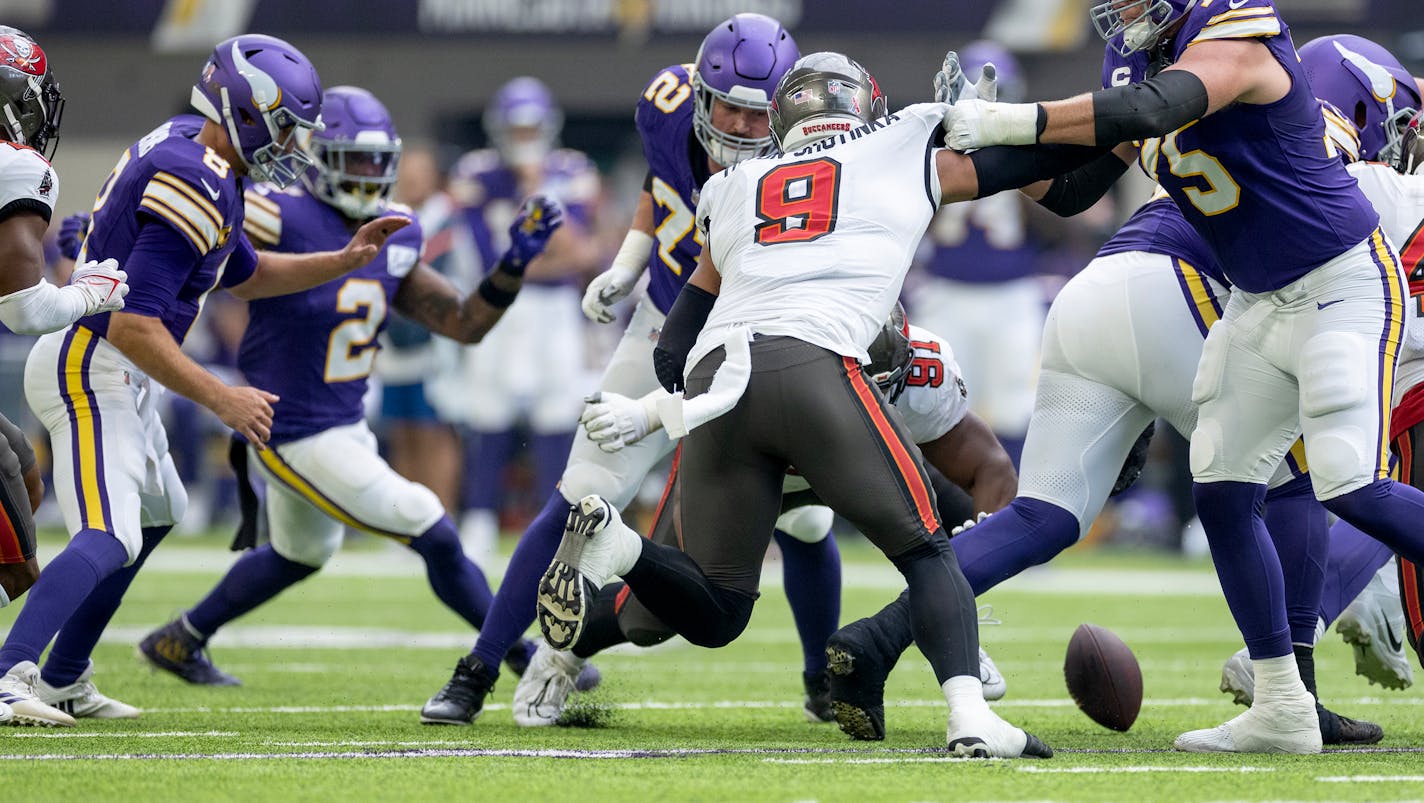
[9,731,238,739]
[1315,776,1424,783]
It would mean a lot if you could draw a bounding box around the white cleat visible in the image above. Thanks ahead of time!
[1336,564,1414,691]
[0,701,12,725]
[1174,692,1321,754]
[537,495,640,651]
[946,707,1053,758]
[0,661,76,727]
[36,663,140,719]
[1219,647,1255,707]
[979,648,1007,702]
[512,643,587,727]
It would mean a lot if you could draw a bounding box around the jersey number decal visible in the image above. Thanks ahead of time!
[754,157,842,246]
[643,68,692,114]
[325,279,387,382]
[1143,121,1241,217]
[650,176,702,275]
[906,340,944,389]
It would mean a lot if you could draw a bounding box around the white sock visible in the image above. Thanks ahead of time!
[942,674,990,716]
[608,515,644,578]
[1252,654,1306,700]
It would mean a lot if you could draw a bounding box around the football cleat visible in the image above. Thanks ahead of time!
[825,619,895,741]
[1219,647,1255,707]
[0,661,75,727]
[537,495,637,651]
[138,619,242,686]
[0,700,11,725]
[421,655,496,726]
[36,663,140,719]
[1316,703,1383,745]
[512,643,587,727]
[803,670,834,724]
[1175,691,1322,753]
[947,707,1054,759]
[1336,570,1414,691]
[504,638,602,692]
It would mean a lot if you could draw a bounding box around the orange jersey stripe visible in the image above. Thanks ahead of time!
[0,504,23,564]
[842,356,939,534]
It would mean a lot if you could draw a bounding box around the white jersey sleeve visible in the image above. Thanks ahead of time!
[893,324,971,443]
[0,145,57,222]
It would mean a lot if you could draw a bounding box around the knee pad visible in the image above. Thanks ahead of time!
[383,481,445,536]
[1191,323,1230,405]
[774,505,833,544]
[270,528,340,569]
[1189,418,1224,478]
[1307,427,1370,493]
[1300,333,1369,419]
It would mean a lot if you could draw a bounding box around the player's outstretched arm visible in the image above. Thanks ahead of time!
[935,143,1115,204]
[228,215,412,300]
[920,411,1017,516]
[582,189,656,324]
[0,212,128,334]
[393,194,563,343]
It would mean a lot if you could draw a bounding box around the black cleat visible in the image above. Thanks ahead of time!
[421,655,496,726]
[802,670,834,724]
[826,621,894,741]
[1317,703,1383,745]
[138,619,241,686]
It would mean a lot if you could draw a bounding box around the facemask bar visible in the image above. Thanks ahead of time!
[691,72,774,167]
[1090,0,1177,56]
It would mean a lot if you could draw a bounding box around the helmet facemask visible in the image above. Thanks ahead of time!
[1397,111,1424,176]
[691,71,774,167]
[867,304,913,404]
[310,136,401,219]
[1090,0,1191,56]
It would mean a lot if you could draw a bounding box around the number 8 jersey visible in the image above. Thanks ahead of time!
[689,104,947,370]
[1101,0,1377,293]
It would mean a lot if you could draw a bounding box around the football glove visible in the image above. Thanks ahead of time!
[933,51,999,106]
[582,230,654,324]
[950,511,990,537]
[57,212,91,261]
[581,391,664,453]
[502,194,565,273]
[70,258,128,314]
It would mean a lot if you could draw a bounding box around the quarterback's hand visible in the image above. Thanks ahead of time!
[213,385,279,448]
[950,511,990,537]
[580,391,663,453]
[942,98,1039,151]
[582,263,642,324]
[69,258,128,314]
[933,52,998,105]
[57,212,91,261]
[339,215,412,271]
[503,194,565,273]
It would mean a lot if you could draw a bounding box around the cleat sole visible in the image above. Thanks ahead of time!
[831,700,885,741]
[537,561,588,651]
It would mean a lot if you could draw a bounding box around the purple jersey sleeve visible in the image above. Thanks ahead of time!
[635,63,705,314]
[220,232,258,288]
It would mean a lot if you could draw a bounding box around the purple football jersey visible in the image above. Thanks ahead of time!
[238,185,423,444]
[79,115,256,343]
[636,63,713,314]
[1101,0,1378,293]
[450,146,598,287]
[922,191,1040,283]
[1099,196,1227,284]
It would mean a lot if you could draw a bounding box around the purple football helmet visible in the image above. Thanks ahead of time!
[484,76,562,168]
[1091,0,1198,56]
[190,34,324,188]
[304,86,401,220]
[958,40,1024,103]
[1300,35,1421,164]
[692,13,799,166]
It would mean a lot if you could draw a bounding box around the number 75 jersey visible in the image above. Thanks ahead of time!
[691,103,948,367]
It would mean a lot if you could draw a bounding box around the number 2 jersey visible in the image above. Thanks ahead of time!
[1101,0,1378,292]
[240,185,423,444]
[690,104,948,369]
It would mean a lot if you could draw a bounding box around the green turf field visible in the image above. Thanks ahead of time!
[3,532,1422,802]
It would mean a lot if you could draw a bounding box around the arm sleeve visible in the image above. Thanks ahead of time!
[653,284,717,393]
[1035,150,1132,217]
[1090,70,1209,146]
[121,220,203,318]
[0,413,35,473]
[968,144,1112,199]
[0,280,91,335]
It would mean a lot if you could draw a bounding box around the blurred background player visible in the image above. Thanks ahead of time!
[447,77,603,564]
[909,41,1044,466]
[420,14,831,728]
[137,86,564,687]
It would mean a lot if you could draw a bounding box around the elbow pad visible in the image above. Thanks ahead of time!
[653,284,717,393]
[1036,151,1131,217]
[1092,70,1209,145]
[0,280,90,335]
[969,144,1111,199]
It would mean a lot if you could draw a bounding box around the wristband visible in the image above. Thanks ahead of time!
[477,275,520,308]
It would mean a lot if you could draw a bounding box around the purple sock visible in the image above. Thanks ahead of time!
[461,428,519,511]
[949,497,1080,595]
[184,544,319,639]
[1262,475,1329,645]
[1194,481,1291,659]
[42,526,171,687]
[774,530,840,675]
[409,515,494,629]
[470,492,571,673]
[1323,478,1424,565]
[0,529,127,674]
[1318,519,1393,627]
[531,432,574,499]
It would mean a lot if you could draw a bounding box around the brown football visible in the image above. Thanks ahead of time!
[1064,623,1143,732]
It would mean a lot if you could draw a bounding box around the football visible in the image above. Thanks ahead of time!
[1064,623,1143,732]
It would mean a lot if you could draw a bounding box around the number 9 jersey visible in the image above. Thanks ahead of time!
[689,104,948,370]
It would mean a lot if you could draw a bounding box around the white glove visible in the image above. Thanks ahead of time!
[942,99,1039,151]
[933,52,999,105]
[581,390,665,453]
[656,329,752,439]
[950,511,991,536]
[581,229,654,324]
[70,258,128,314]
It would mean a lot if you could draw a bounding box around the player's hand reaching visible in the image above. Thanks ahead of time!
[57,212,91,261]
[70,258,129,314]
[503,193,565,273]
[582,262,641,324]
[934,51,998,106]
[338,215,413,271]
[213,386,280,448]
[942,98,1038,151]
[581,391,661,453]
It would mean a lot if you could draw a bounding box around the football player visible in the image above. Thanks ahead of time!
[446,78,602,564]
[133,86,565,689]
[943,0,1424,752]
[0,26,127,640]
[420,13,833,728]
[512,304,1017,728]
[0,35,406,727]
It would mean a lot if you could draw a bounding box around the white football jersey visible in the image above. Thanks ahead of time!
[0,144,57,219]
[687,103,949,371]
[1347,162,1424,402]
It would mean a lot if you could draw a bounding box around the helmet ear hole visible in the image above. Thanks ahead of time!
[238,107,256,127]
[1354,100,1368,128]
